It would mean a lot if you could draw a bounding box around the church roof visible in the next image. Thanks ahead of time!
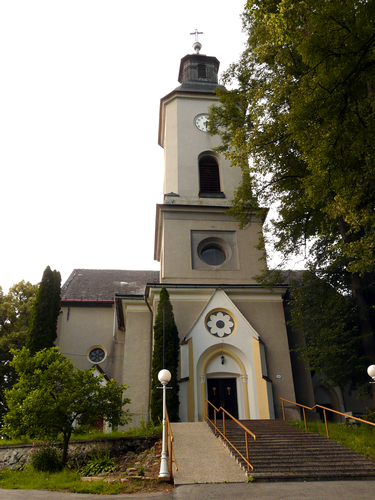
[61,269,160,301]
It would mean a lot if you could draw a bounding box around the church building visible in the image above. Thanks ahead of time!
[57,40,369,427]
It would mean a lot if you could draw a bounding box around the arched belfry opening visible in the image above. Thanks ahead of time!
[199,155,224,197]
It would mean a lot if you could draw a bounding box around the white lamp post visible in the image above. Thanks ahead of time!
[158,368,171,479]
[367,365,375,382]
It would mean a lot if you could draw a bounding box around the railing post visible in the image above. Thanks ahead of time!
[282,399,286,421]
[323,409,329,438]
[214,409,217,434]
[169,434,172,477]
[223,410,226,437]
[245,432,250,471]
[302,407,307,432]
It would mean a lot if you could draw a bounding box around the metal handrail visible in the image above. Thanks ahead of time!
[165,409,178,477]
[204,398,256,471]
[280,397,375,438]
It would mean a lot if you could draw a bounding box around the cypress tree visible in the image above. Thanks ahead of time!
[150,287,180,423]
[26,266,61,354]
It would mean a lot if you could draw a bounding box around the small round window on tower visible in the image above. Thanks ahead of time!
[197,237,229,267]
[200,244,226,266]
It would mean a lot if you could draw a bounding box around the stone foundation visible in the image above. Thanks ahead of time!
[0,435,160,470]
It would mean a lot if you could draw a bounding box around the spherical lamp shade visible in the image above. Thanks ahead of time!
[367,365,375,380]
[158,369,172,384]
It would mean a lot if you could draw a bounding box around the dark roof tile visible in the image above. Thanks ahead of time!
[61,269,160,300]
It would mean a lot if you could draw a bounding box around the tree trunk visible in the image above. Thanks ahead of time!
[61,431,71,466]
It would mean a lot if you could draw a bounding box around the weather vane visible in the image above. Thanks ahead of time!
[190,29,203,54]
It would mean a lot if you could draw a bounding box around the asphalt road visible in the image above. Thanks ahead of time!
[2,481,375,500]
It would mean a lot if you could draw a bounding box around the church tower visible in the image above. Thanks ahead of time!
[155,37,264,284]
[151,37,298,422]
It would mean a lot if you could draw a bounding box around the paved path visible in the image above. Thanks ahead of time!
[170,422,246,484]
[2,481,375,500]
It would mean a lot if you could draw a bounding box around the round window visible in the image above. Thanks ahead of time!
[197,237,231,267]
[200,245,226,265]
[88,347,106,363]
[206,311,235,338]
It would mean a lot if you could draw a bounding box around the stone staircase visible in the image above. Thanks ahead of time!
[210,419,375,481]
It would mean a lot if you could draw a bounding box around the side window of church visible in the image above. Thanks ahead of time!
[199,155,221,194]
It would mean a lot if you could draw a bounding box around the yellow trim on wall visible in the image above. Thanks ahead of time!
[252,337,270,419]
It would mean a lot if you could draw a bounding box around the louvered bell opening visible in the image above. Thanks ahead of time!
[199,157,221,193]
[197,64,207,79]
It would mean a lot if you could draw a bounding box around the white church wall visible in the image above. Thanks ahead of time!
[57,305,124,384]
[205,353,240,375]
[122,307,153,428]
[162,97,178,196]
[231,298,299,420]
[179,382,188,422]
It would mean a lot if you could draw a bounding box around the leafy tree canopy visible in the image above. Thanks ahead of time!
[288,266,367,390]
[150,287,180,423]
[209,0,375,389]
[2,347,130,465]
[0,281,38,419]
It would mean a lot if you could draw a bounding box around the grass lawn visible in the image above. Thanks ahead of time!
[290,420,375,461]
[0,423,163,447]
[0,468,172,494]
[0,424,171,494]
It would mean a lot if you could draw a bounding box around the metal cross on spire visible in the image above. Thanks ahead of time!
[190,29,203,42]
[190,29,203,54]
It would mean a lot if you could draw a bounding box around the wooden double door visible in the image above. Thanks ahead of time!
[207,377,238,420]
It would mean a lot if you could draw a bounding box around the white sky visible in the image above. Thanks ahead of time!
[0,1,248,293]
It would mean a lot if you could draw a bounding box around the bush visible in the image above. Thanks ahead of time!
[28,442,62,472]
[79,452,116,477]
[362,408,375,424]
[72,424,98,436]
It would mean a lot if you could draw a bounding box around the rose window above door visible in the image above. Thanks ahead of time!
[206,311,235,338]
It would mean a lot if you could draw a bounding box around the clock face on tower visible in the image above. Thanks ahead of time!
[194,114,209,132]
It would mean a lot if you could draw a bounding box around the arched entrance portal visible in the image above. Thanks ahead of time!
[199,346,251,421]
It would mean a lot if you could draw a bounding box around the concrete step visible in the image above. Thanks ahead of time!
[208,419,375,481]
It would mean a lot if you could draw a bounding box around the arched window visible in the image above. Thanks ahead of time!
[199,155,223,196]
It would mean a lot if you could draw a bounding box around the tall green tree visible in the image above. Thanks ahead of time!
[2,347,130,466]
[150,287,180,423]
[209,0,375,390]
[0,281,37,419]
[287,266,366,391]
[26,266,61,354]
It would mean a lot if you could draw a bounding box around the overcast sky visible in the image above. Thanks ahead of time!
[0,1,249,293]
